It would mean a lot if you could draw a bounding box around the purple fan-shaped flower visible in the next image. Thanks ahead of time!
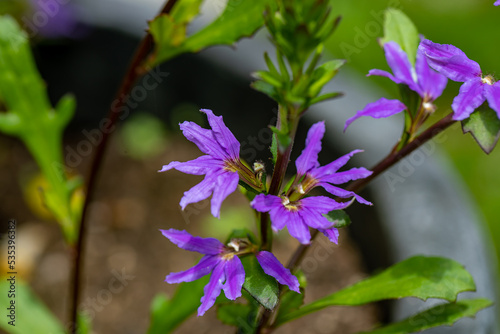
[161,229,245,316]
[419,39,500,120]
[345,41,447,130]
[296,121,373,206]
[251,193,351,244]
[159,109,242,218]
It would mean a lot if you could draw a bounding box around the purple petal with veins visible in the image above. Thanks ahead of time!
[484,82,500,119]
[198,262,225,316]
[451,77,486,120]
[344,98,407,131]
[295,121,324,175]
[160,229,224,254]
[222,256,245,300]
[166,255,220,283]
[256,251,300,293]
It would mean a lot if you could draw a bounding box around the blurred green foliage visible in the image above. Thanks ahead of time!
[326,0,500,268]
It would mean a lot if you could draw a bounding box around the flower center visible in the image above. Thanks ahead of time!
[482,75,494,85]
[281,196,299,211]
[422,101,436,113]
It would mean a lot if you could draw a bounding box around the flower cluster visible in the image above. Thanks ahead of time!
[159,110,372,314]
[419,39,500,121]
[345,40,447,130]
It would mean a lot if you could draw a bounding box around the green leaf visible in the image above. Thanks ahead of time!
[308,59,345,97]
[217,303,258,334]
[0,15,80,244]
[358,299,492,334]
[241,255,279,310]
[324,209,351,228]
[380,8,419,66]
[225,228,258,245]
[270,126,292,153]
[462,107,500,154]
[0,279,65,334]
[147,0,271,68]
[276,256,476,326]
[147,277,209,334]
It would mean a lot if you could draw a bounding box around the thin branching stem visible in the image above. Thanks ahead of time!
[68,1,178,332]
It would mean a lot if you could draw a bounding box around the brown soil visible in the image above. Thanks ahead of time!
[0,132,379,334]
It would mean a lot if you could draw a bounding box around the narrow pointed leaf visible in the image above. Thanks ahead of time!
[276,256,476,325]
[358,299,492,334]
[462,107,500,154]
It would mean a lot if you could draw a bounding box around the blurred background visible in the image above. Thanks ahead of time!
[0,0,499,333]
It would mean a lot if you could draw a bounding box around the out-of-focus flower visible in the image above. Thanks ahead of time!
[419,39,500,120]
[345,41,447,129]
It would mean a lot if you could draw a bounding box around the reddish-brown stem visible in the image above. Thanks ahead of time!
[68,1,178,332]
[284,113,455,275]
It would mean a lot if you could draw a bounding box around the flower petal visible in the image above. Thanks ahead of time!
[179,173,217,210]
[382,41,419,92]
[452,77,486,120]
[210,170,239,218]
[419,39,481,82]
[201,109,240,160]
[367,69,399,83]
[166,255,221,283]
[295,121,325,176]
[318,227,340,244]
[222,256,245,300]
[319,167,373,185]
[251,194,283,213]
[159,155,223,175]
[318,183,372,205]
[198,261,226,316]
[256,251,300,293]
[160,229,224,255]
[312,149,364,178]
[287,212,311,244]
[484,81,500,120]
[299,209,334,229]
[300,196,342,213]
[415,47,447,100]
[344,98,407,131]
[269,205,289,231]
[180,121,226,159]
[495,0,500,5]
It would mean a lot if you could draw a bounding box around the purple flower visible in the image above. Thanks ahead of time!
[345,41,447,130]
[161,229,245,316]
[495,1,500,6]
[256,251,300,293]
[419,39,500,120]
[159,109,245,218]
[251,194,351,244]
[296,121,373,206]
